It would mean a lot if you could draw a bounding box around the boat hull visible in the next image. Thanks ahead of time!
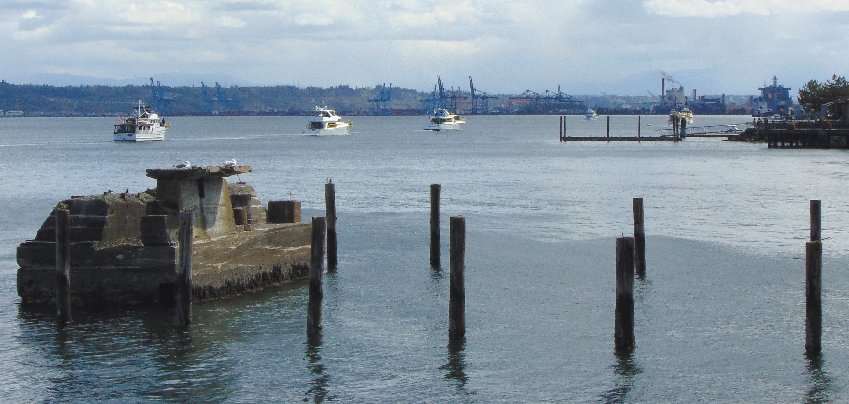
[424,123,463,131]
[306,121,351,135]
[114,127,167,142]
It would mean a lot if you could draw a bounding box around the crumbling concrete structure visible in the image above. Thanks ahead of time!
[16,164,310,307]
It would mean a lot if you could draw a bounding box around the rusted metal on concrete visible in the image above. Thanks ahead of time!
[55,209,71,325]
[177,211,193,326]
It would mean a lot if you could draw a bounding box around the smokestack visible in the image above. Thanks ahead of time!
[662,78,665,98]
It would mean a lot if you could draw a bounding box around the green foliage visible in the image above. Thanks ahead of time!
[798,74,849,113]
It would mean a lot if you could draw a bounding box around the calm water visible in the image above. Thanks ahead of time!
[1,115,849,402]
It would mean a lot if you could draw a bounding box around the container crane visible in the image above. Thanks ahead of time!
[368,83,392,115]
[469,76,496,114]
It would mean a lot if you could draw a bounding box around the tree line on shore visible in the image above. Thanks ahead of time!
[2,74,846,117]
[0,81,427,116]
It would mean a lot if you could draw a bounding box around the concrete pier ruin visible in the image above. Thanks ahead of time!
[16,164,311,307]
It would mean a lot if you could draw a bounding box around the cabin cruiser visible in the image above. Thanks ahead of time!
[306,106,352,134]
[424,108,465,131]
[113,101,169,142]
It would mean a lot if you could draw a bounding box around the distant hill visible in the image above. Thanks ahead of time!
[0,81,429,116]
[0,80,756,117]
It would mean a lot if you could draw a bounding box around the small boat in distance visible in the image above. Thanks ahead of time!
[114,101,169,142]
[585,108,599,120]
[424,108,465,131]
[669,106,694,125]
[306,106,352,134]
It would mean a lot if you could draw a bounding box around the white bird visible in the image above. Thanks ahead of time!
[176,161,192,169]
[224,159,237,168]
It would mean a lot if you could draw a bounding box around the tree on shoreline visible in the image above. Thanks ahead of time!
[798,74,849,114]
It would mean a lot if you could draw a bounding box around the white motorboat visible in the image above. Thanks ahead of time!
[424,108,465,131]
[113,101,169,142]
[306,106,352,134]
[585,108,599,120]
[669,107,694,125]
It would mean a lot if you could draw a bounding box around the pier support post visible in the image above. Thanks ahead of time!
[559,116,563,141]
[810,200,821,241]
[177,211,193,326]
[615,237,635,353]
[325,181,337,268]
[55,209,71,325]
[806,240,822,357]
[449,216,466,342]
[680,117,687,138]
[606,116,610,138]
[673,117,679,139]
[430,184,441,268]
[633,198,646,278]
[637,116,641,138]
[308,217,326,341]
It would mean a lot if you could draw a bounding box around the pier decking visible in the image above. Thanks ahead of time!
[739,120,849,149]
[558,115,744,142]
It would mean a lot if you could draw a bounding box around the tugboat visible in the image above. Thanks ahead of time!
[306,106,352,134]
[424,108,465,131]
[113,101,170,142]
[585,108,599,120]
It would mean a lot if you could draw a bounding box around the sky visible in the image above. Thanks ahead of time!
[2,0,848,96]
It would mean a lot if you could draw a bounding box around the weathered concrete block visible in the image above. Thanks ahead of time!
[268,200,301,223]
[231,194,253,208]
[233,207,247,226]
[141,215,171,246]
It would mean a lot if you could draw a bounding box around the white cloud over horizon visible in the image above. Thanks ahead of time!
[0,0,847,95]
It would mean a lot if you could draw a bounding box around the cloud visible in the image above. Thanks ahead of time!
[1,0,848,94]
[216,16,248,28]
[644,0,849,18]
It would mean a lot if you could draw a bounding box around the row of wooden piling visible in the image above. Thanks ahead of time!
[559,116,669,142]
[615,197,825,357]
[307,182,466,342]
[51,186,825,357]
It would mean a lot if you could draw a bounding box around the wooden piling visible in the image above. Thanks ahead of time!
[325,181,337,268]
[307,216,326,340]
[615,237,635,353]
[55,209,71,324]
[606,115,610,138]
[633,198,646,278]
[430,184,441,268]
[810,200,821,241]
[177,211,193,326]
[805,240,822,357]
[672,117,679,138]
[637,116,641,138]
[680,117,687,138]
[559,116,563,141]
[449,216,466,342]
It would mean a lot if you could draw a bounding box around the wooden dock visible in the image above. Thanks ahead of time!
[765,128,849,149]
[558,115,745,142]
[739,120,849,149]
[561,136,679,142]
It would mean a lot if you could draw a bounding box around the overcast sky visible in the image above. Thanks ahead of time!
[2,0,848,95]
